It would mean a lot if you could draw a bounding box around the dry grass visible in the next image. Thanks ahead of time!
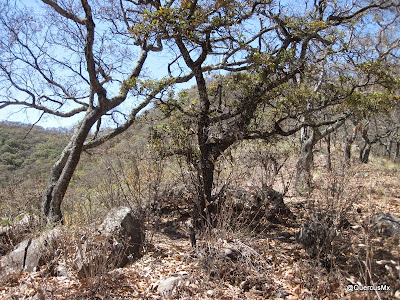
[1,148,399,299]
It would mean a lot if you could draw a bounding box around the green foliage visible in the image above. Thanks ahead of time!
[129,0,255,44]
[149,110,196,159]
[122,77,137,91]
[342,61,399,118]
[345,89,397,118]
[358,61,399,90]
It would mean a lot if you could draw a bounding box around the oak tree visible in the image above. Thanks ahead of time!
[148,0,400,224]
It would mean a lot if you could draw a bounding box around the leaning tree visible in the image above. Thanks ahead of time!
[0,0,277,223]
[0,0,198,223]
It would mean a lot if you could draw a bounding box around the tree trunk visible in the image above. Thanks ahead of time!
[386,140,393,158]
[344,122,358,164]
[359,126,371,164]
[344,137,352,163]
[360,142,371,163]
[295,133,315,195]
[325,134,332,171]
[41,109,101,223]
[295,119,344,194]
[394,142,400,163]
[195,152,214,227]
[192,64,214,227]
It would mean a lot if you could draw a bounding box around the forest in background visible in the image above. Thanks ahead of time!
[0,122,67,181]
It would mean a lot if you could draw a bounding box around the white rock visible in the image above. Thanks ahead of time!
[157,276,183,297]
[206,290,214,297]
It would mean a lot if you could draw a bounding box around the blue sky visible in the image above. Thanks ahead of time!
[1,0,392,129]
[0,0,290,129]
[0,0,198,129]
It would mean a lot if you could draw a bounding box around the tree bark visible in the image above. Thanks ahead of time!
[344,137,352,162]
[394,141,400,162]
[344,122,359,164]
[194,152,214,227]
[295,130,316,195]
[359,126,371,164]
[344,138,354,165]
[386,140,393,158]
[295,119,344,194]
[41,109,102,223]
[325,134,332,171]
[360,142,372,164]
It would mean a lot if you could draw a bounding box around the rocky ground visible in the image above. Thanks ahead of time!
[1,157,399,299]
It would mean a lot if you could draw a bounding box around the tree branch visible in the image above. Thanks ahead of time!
[41,0,85,25]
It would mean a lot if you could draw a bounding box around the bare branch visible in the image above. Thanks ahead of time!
[0,99,87,117]
[41,0,85,25]
[81,0,107,100]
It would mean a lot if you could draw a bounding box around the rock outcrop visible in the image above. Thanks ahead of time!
[1,206,145,279]
[76,206,144,278]
[0,214,40,256]
[296,213,335,258]
[212,186,293,225]
[1,227,59,272]
[373,212,400,239]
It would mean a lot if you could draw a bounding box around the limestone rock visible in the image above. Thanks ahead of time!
[206,290,215,297]
[373,212,400,239]
[157,276,184,297]
[99,206,144,263]
[76,206,144,278]
[0,214,40,256]
[223,247,238,261]
[2,227,59,272]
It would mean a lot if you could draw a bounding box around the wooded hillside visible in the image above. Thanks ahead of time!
[0,122,67,182]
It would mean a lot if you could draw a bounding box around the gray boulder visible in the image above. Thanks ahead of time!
[99,206,144,263]
[76,206,144,278]
[373,212,400,239]
[1,238,30,270]
[1,207,145,278]
[1,227,59,272]
[0,214,40,256]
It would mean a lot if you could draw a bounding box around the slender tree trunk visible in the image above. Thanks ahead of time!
[194,151,214,227]
[326,134,332,171]
[360,142,372,163]
[393,141,400,162]
[359,126,371,164]
[344,122,358,164]
[295,120,344,194]
[344,137,352,163]
[386,140,393,158]
[41,109,101,223]
[192,64,214,227]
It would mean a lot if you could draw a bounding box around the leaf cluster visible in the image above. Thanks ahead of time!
[129,0,256,43]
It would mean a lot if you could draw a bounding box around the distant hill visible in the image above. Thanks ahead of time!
[0,122,69,184]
